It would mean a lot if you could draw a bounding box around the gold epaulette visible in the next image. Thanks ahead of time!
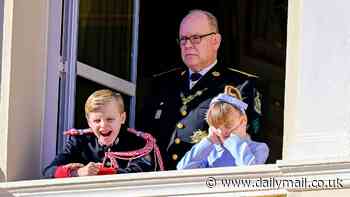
[227,67,258,78]
[152,67,184,78]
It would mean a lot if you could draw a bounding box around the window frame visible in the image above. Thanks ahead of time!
[56,0,140,154]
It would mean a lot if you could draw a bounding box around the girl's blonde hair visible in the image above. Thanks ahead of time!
[206,86,244,128]
[85,89,124,117]
[191,86,244,143]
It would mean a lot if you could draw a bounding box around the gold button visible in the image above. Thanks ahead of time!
[172,154,178,160]
[177,123,184,129]
[175,138,181,144]
[181,110,187,116]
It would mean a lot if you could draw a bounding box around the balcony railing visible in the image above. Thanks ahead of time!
[1,159,350,196]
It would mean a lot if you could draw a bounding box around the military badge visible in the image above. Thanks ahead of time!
[190,129,208,143]
[180,105,187,116]
[179,88,208,116]
[254,91,262,115]
[212,71,220,77]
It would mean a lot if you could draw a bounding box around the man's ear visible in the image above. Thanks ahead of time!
[120,112,127,124]
[213,33,221,50]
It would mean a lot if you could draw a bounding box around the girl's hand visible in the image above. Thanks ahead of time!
[232,122,248,139]
[208,127,223,144]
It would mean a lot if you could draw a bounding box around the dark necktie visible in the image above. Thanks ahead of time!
[190,72,202,81]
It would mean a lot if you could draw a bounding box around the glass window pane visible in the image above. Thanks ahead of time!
[77,0,133,81]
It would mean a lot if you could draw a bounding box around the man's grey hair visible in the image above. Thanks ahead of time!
[187,9,219,32]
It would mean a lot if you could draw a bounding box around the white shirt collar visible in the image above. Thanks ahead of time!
[188,60,217,89]
[189,59,217,77]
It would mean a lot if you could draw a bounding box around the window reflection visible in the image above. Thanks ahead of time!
[78,0,133,81]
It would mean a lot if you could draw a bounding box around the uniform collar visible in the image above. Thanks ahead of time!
[188,59,217,78]
[188,60,217,90]
[98,137,120,152]
[189,62,223,93]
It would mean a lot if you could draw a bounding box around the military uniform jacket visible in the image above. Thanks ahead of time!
[143,62,262,170]
[43,129,153,178]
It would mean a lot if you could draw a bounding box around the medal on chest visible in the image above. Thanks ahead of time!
[179,88,208,116]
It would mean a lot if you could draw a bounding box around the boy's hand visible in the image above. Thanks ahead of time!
[77,162,100,176]
[64,163,84,170]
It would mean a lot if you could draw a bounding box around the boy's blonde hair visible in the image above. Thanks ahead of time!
[85,89,124,116]
[206,86,244,128]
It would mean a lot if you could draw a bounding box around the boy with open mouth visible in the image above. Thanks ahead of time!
[43,89,153,178]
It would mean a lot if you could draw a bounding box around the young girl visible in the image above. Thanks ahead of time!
[177,86,269,169]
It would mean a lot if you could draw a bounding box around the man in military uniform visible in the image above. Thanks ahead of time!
[142,10,262,170]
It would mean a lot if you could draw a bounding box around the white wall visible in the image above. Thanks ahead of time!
[0,0,60,181]
[0,0,4,87]
[283,0,350,161]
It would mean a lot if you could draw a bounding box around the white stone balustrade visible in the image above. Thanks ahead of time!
[1,160,350,197]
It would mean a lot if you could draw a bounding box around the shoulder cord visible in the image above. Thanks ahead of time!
[64,128,164,171]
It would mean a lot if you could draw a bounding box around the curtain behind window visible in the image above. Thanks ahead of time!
[78,0,133,81]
